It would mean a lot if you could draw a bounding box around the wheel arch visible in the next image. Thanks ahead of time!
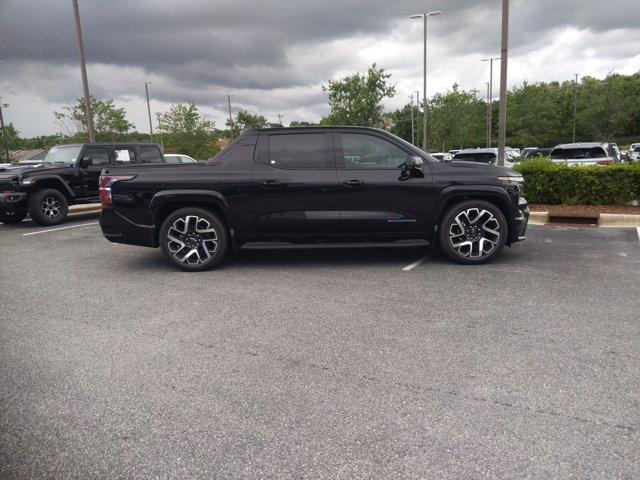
[436,186,515,245]
[27,176,75,199]
[150,190,235,247]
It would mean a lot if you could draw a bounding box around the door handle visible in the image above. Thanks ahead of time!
[259,179,280,187]
[342,179,364,187]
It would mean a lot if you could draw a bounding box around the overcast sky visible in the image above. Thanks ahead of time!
[1,0,639,137]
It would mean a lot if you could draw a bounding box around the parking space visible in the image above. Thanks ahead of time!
[1,221,639,478]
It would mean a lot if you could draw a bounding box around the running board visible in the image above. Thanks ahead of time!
[241,240,430,250]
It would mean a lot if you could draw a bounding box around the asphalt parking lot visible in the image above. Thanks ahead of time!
[1,213,639,479]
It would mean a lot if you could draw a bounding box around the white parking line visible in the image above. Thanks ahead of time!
[637,227,640,245]
[22,222,98,236]
[402,251,433,271]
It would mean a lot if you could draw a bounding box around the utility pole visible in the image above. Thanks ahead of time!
[414,90,420,148]
[485,82,490,147]
[497,0,509,166]
[572,73,579,142]
[0,99,9,162]
[227,93,234,139]
[144,81,153,142]
[72,0,95,142]
[409,94,415,146]
[410,11,441,152]
[277,114,284,125]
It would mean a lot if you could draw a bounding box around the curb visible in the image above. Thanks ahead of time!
[69,204,101,215]
[528,211,548,225]
[598,213,640,228]
[529,210,640,227]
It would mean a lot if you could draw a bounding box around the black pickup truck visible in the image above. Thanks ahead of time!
[0,142,165,225]
[99,127,529,271]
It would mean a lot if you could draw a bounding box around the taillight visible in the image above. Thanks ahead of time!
[596,159,614,165]
[99,175,135,207]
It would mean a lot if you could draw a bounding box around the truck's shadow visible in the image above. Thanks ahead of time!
[124,245,445,272]
[0,212,100,232]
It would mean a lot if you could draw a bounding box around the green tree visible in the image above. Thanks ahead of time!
[427,84,485,151]
[228,110,268,133]
[289,120,318,127]
[156,102,218,159]
[54,96,134,141]
[322,63,396,127]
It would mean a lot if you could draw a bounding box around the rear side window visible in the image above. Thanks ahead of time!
[164,155,180,164]
[139,146,163,164]
[268,134,326,169]
[115,147,137,164]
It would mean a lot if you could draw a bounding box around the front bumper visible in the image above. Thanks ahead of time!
[511,196,529,242]
[100,208,156,248]
[0,191,27,209]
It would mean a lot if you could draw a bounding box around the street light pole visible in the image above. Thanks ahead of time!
[409,94,415,145]
[227,93,234,139]
[144,81,153,142]
[410,11,441,152]
[481,57,500,147]
[71,0,95,143]
[414,90,420,148]
[277,114,284,125]
[572,73,579,142]
[0,100,9,162]
[497,0,509,166]
[485,82,490,147]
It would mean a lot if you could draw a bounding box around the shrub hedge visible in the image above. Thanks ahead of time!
[514,158,640,205]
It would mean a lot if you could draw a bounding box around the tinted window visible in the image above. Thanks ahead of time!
[81,147,110,166]
[551,147,607,159]
[115,147,136,164]
[139,146,163,164]
[268,134,326,169]
[340,133,408,169]
[453,152,497,163]
[164,155,180,164]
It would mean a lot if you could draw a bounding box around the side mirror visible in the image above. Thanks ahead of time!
[406,155,424,169]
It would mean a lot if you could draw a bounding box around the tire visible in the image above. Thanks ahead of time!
[0,209,27,224]
[159,207,228,271]
[27,189,69,226]
[438,199,508,265]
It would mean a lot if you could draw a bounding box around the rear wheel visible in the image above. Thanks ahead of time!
[28,189,69,226]
[438,200,507,265]
[159,207,228,271]
[0,209,27,224]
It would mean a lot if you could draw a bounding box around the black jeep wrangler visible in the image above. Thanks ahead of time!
[0,142,165,225]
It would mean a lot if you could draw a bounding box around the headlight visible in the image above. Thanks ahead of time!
[20,178,36,186]
[498,175,524,195]
[497,175,524,184]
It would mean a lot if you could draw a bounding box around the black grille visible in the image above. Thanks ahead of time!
[0,178,18,192]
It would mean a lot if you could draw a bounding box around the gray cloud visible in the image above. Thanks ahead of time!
[1,0,639,136]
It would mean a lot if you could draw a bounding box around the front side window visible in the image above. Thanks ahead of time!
[139,146,163,164]
[81,147,110,166]
[340,133,408,169]
[268,134,326,169]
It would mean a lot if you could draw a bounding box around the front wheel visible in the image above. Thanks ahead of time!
[159,207,228,271]
[438,200,508,265]
[28,189,69,226]
[0,209,27,224]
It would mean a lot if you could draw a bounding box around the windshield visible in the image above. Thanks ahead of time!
[453,152,496,163]
[633,146,640,152]
[43,146,83,164]
[550,147,607,159]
